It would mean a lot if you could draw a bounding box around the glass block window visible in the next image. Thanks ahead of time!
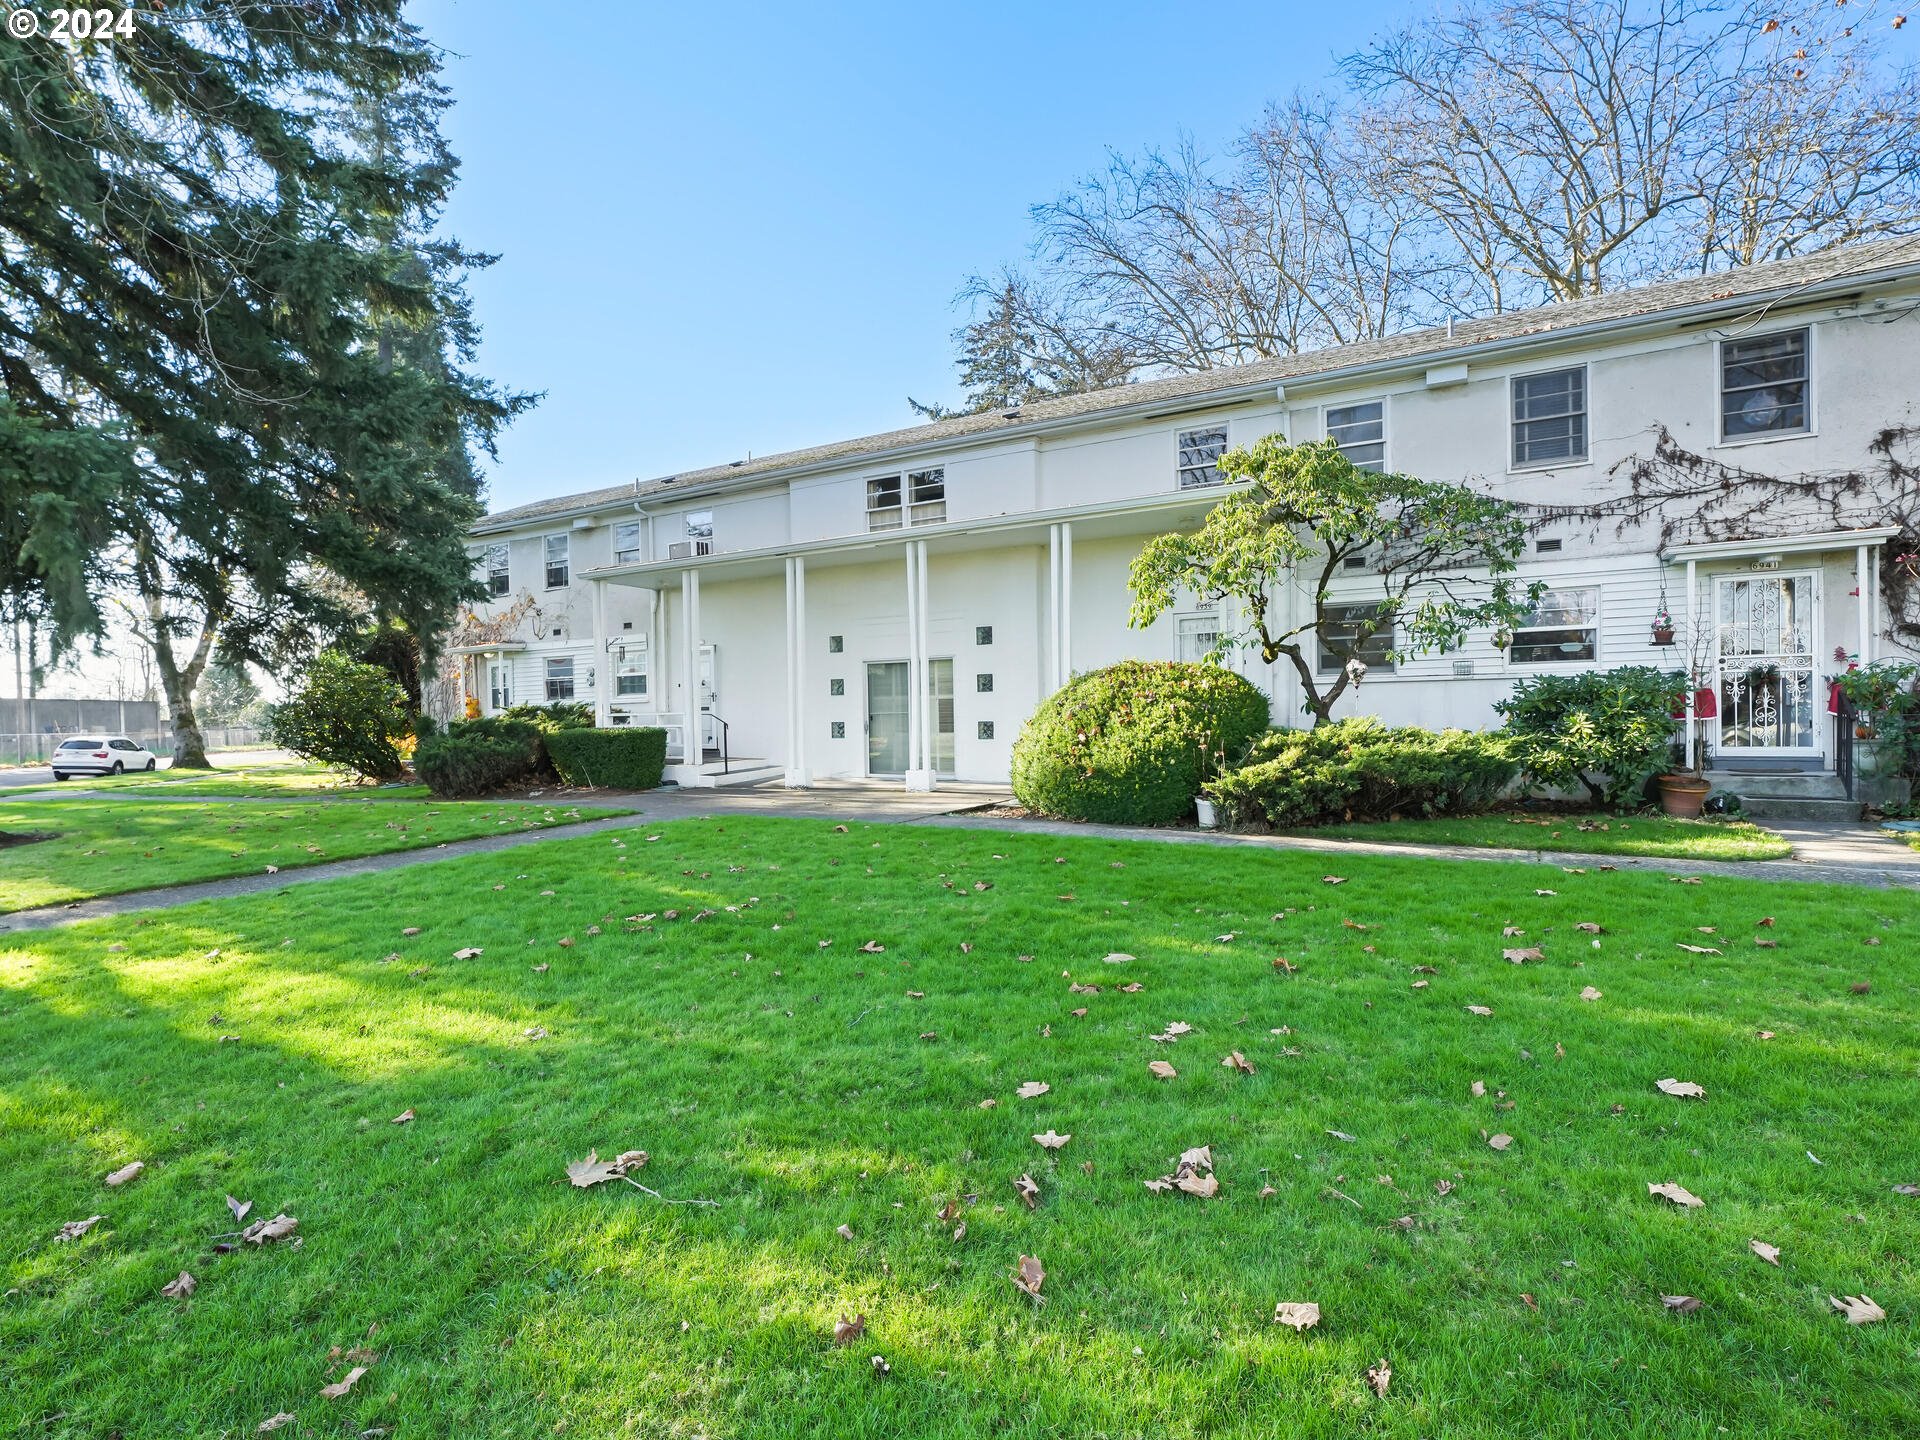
[544,656,576,700]
[828,634,843,653]
[1177,427,1229,489]
[975,625,993,645]
[829,677,844,696]
[975,673,993,693]
[1511,367,1587,467]
[612,520,642,565]
[484,543,510,597]
[1317,604,1396,674]
[1721,328,1809,439]
[1326,401,1385,472]
[830,721,846,739]
[978,721,995,740]
[1508,587,1599,664]
[543,534,570,589]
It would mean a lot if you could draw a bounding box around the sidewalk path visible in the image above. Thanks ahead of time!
[4,789,1912,938]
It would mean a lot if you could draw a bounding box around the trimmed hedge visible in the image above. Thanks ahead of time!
[1010,660,1271,826]
[413,716,544,798]
[545,727,668,790]
[1205,718,1516,830]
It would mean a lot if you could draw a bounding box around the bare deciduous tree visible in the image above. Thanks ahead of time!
[931,0,1920,400]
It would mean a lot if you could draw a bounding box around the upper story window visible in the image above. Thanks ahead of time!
[1177,427,1229,489]
[1509,586,1599,664]
[484,542,509,597]
[1721,327,1809,440]
[543,533,569,589]
[865,468,946,531]
[684,511,713,556]
[1317,603,1397,675]
[613,520,642,565]
[1511,366,1587,468]
[1326,402,1385,472]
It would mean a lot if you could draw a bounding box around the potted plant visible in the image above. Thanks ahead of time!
[1650,601,1675,647]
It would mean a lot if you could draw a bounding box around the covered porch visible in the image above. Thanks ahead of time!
[578,490,1227,790]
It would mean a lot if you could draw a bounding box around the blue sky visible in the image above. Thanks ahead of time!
[415,0,1408,512]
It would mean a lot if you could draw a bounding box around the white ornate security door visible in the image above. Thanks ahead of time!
[1713,572,1819,758]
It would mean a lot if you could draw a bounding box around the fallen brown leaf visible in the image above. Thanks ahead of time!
[565,1150,648,1188]
[1015,1080,1050,1099]
[1503,947,1544,964]
[1013,1174,1041,1209]
[453,947,483,960]
[1648,1182,1704,1208]
[1580,986,1603,1001]
[1365,1358,1391,1397]
[1656,1078,1706,1099]
[833,1313,866,1346]
[1012,1253,1045,1299]
[257,1415,296,1433]
[391,1109,415,1125]
[104,1161,145,1187]
[1750,1238,1781,1266]
[55,1215,103,1243]
[836,1223,855,1240]
[318,1365,367,1400]
[1147,1060,1177,1079]
[1032,1130,1071,1150]
[1322,875,1346,885]
[1465,1005,1493,1017]
[1488,1133,1514,1151]
[1272,1300,1320,1331]
[1662,1294,1702,1314]
[1830,1293,1885,1324]
[242,1214,299,1244]
[1221,1051,1255,1074]
[161,1271,196,1298]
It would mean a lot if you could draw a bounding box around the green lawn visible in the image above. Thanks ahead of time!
[1293,810,1793,860]
[0,798,613,911]
[24,760,433,800]
[0,817,1911,1438]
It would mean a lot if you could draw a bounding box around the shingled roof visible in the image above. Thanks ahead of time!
[477,235,1920,532]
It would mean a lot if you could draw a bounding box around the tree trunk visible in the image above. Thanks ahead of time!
[142,585,221,770]
[163,674,212,769]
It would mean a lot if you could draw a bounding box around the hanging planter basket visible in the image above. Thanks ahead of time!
[1651,626,1676,646]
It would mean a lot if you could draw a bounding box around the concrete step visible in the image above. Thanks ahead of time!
[1705,768,1847,800]
[677,762,784,790]
[1735,794,1865,821]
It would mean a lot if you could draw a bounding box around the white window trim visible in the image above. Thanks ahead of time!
[612,520,643,566]
[543,533,570,590]
[1323,396,1389,473]
[613,638,649,699]
[544,655,577,701]
[1173,609,1223,663]
[1713,324,1816,449]
[483,542,510,596]
[1507,364,1590,474]
[864,467,946,530]
[1506,584,1603,670]
[1173,424,1230,491]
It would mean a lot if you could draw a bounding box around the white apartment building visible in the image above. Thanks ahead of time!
[455,238,1920,798]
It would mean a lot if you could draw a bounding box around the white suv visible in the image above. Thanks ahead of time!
[50,736,160,780]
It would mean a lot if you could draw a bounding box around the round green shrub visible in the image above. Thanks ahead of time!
[1010,660,1270,825]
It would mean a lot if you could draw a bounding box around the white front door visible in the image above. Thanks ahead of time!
[487,660,512,713]
[1713,571,1820,759]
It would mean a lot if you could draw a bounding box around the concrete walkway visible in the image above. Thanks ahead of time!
[5,784,1914,938]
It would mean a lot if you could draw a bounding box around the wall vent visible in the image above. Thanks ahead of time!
[1453,660,1475,677]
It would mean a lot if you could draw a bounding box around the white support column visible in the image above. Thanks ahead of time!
[904,541,934,791]
[1683,558,1698,772]
[1047,524,1062,692]
[1857,544,1873,667]
[1059,522,1074,684]
[918,541,934,783]
[590,578,610,728]
[646,588,662,718]
[785,556,812,787]
[683,569,701,767]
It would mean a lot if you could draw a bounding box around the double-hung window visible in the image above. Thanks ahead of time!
[1177,427,1229,489]
[865,468,946,530]
[612,520,642,565]
[1511,367,1587,467]
[1326,402,1385,472]
[544,656,575,701]
[614,641,648,698]
[1318,603,1396,674]
[684,511,713,556]
[1721,328,1809,440]
[1508,587,1599,664]
[484,543,510,597]
[1174,611,1222,662]
[543,534,570,589]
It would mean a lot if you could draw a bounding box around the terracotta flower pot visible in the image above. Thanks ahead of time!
[1651,628,1676,646]
[1657,773,1710,818]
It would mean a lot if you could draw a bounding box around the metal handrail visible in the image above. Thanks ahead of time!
[704,711,730,775]
[1834,690,1856,800]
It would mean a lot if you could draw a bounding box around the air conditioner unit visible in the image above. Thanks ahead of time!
[667,541,692,559]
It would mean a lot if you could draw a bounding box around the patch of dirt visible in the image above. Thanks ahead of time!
[0,829,56,851]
